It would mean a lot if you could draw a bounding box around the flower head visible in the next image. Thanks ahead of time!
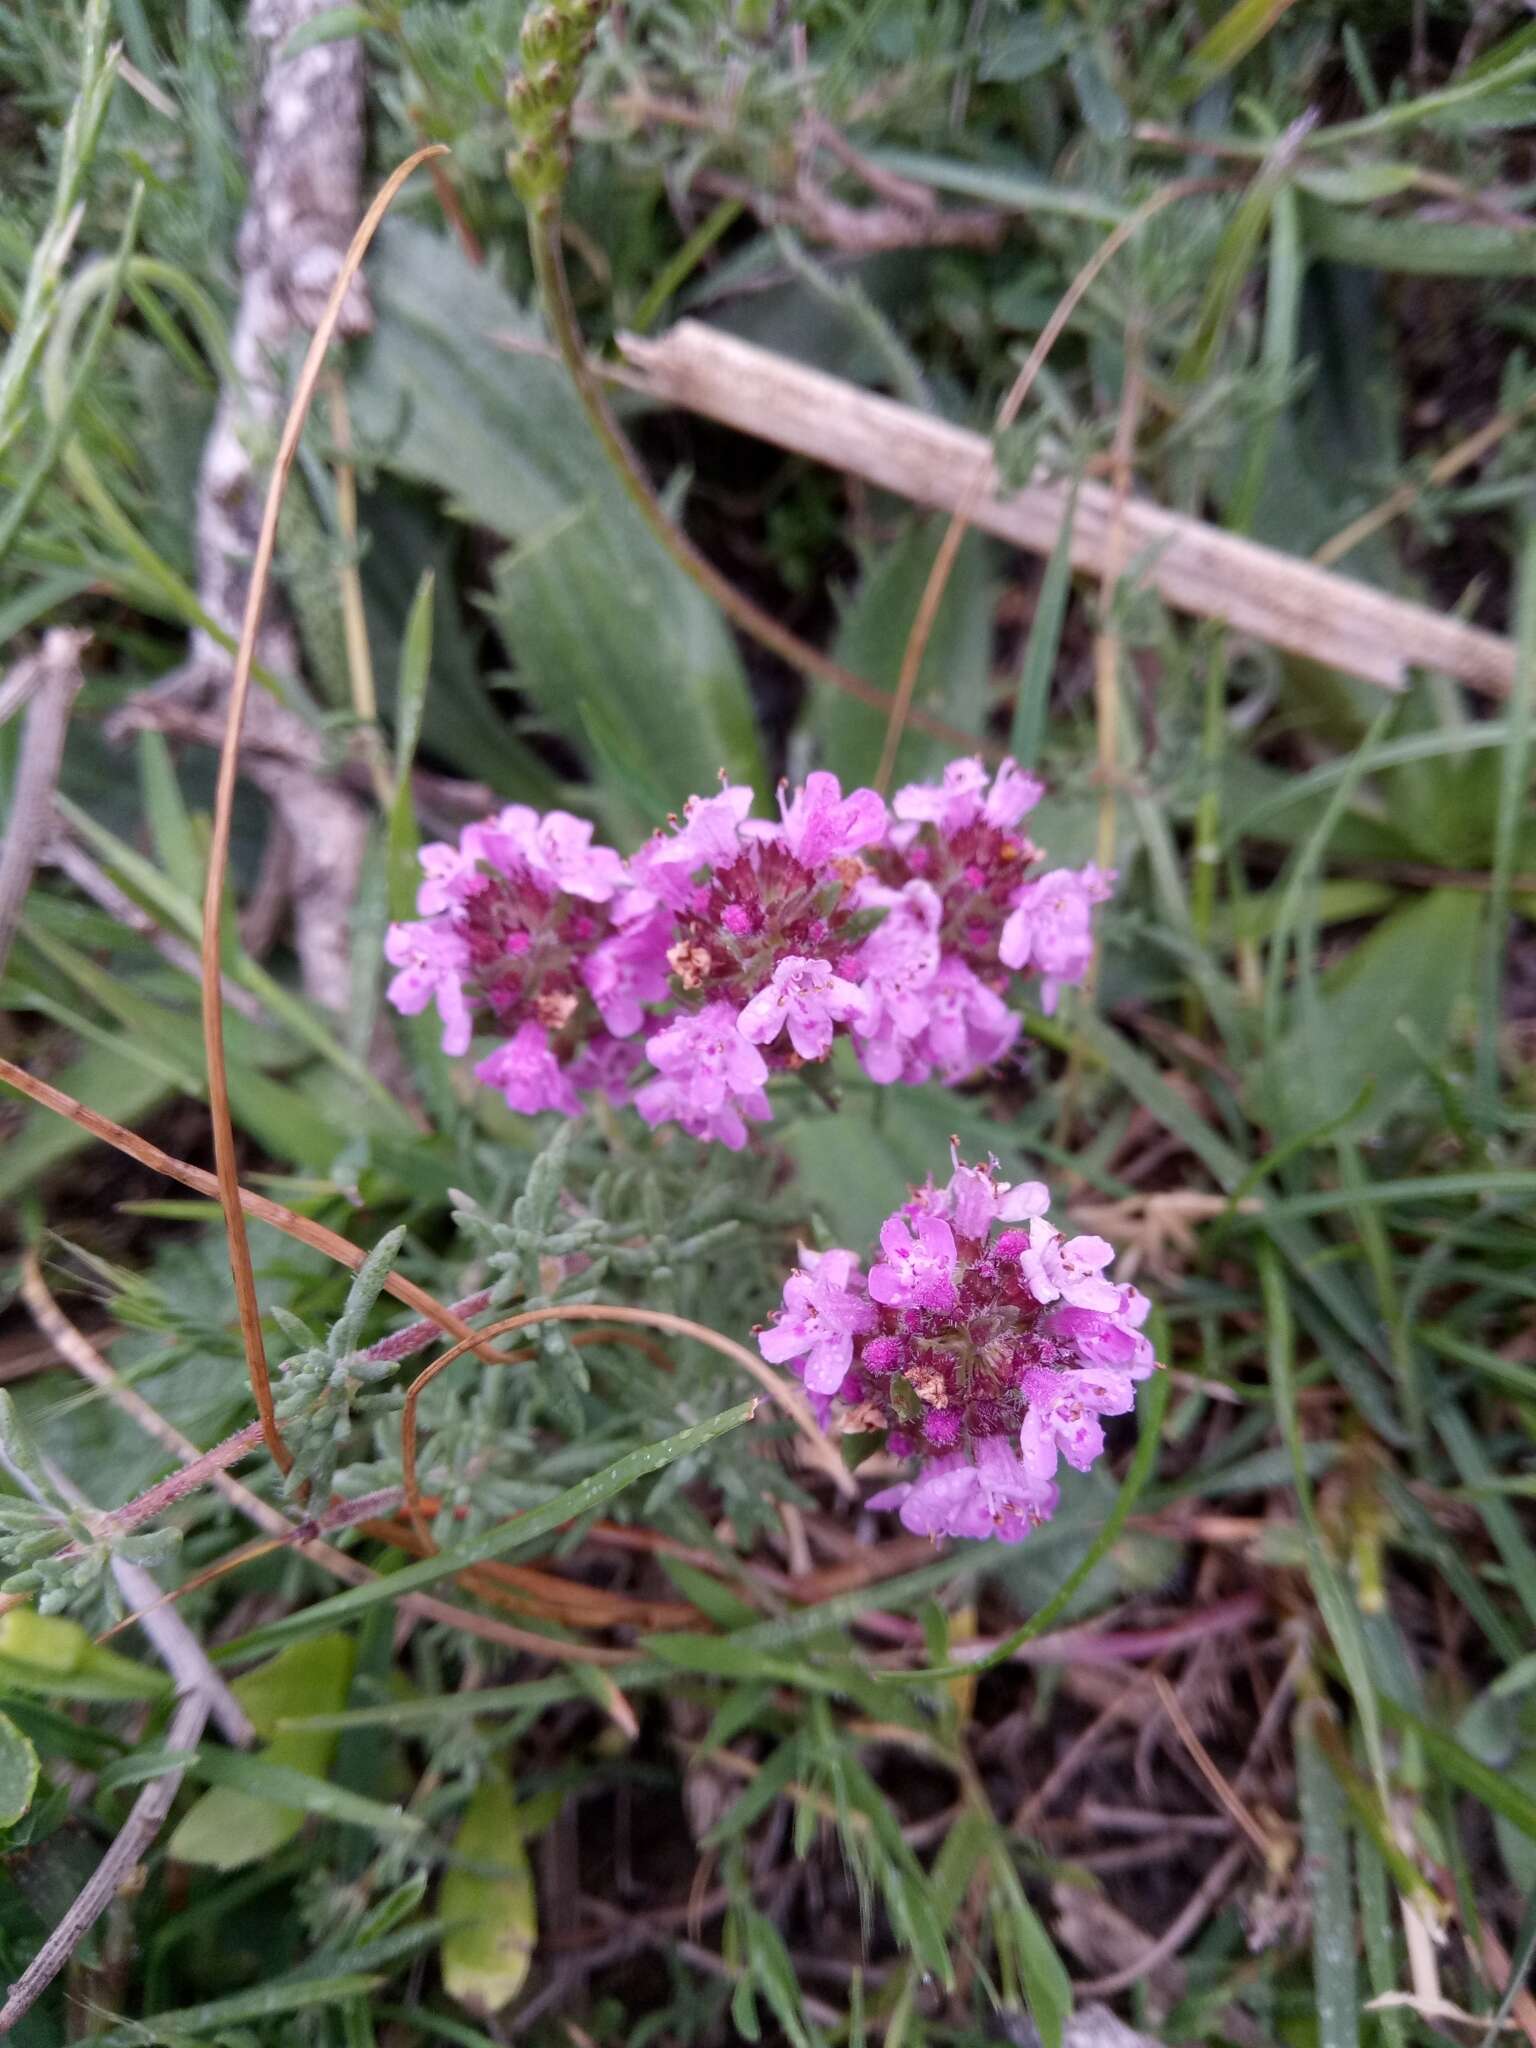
[384,807,640,1104]
[757,1151,1158,1543]
[384,760,1108,1143]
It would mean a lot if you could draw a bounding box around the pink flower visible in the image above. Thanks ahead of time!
[475,1021,582,1117]
[566,1033,641,1105]
[384,920,473,1056]
[999,864,1114,1011]
[1049,1303,1156,1378]
[1018,1364,1135,1479]
[645,1002,767,1101]
[758,1248,878,1395]
[1016,1218,1121,1312]
[633,1075,769,1150]
[868,1212,958,1312]
[911,957,1019,1082]
[930,1153,1049,1241]
[737,955,871,1061]
[474,805,627,902]
[849,881,941,1078]
[772,771,888,868]
[867,1437,1057,1542]
[580,908,672,1037]
[415,839,483,915]
[637,1003,771,1143]
[677,784,755,867]
[983,759,1045,830]
[627,786,754,911]
[890,756,1043,843]
[891,757,990,834]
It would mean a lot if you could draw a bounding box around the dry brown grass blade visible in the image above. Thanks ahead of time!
[0,1052,508,1360]
[198,143,447,1475]
[872,178,1217,791]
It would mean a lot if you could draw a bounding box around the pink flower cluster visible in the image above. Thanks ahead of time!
[385,760,1113,1145]
[757,1152,1156,1542]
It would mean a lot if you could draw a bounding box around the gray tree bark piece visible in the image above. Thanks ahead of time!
[140,0,374,1010]
[0,629,87,983]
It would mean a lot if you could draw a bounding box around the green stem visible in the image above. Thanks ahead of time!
[630,196,743,335]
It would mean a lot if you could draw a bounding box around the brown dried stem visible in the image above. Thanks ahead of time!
[0,1052,507,1363]
[198,144,447,1477]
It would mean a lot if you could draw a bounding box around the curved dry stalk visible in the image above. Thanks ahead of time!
[198,143,447,1475]
[0,1052,508,1363]
[1313,386,1536,570]
[874,177,1221,792]
[400,1300,854,1556]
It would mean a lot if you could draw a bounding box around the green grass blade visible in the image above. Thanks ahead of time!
[1295,1702,1360,2048]
[1009,481,1078,770]
[1262,1247,1387,1795]
[1476,513,1536,1116]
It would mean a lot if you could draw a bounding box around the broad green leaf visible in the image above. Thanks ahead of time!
[1294,162,1421,204]
[350,220,765,822]
[1300,197,1536,276]
[136,730,204,901]
[1178,0,1303,92]
[364,499,561,804]
[490,496,765,842]
[440,1771,536,2016]
[1457,1686,1536,1894]
[168,1633,356,1869]
[1260,889,1481,1137]
[0,1710,40,1825]
[1009,483,1077,770]
[977,13,1066,81]
[988,1842,1071,2048]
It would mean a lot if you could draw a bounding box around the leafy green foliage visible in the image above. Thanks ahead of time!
[3,0,1536,2041]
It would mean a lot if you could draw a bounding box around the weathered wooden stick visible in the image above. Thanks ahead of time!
[619,321,1515,699]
